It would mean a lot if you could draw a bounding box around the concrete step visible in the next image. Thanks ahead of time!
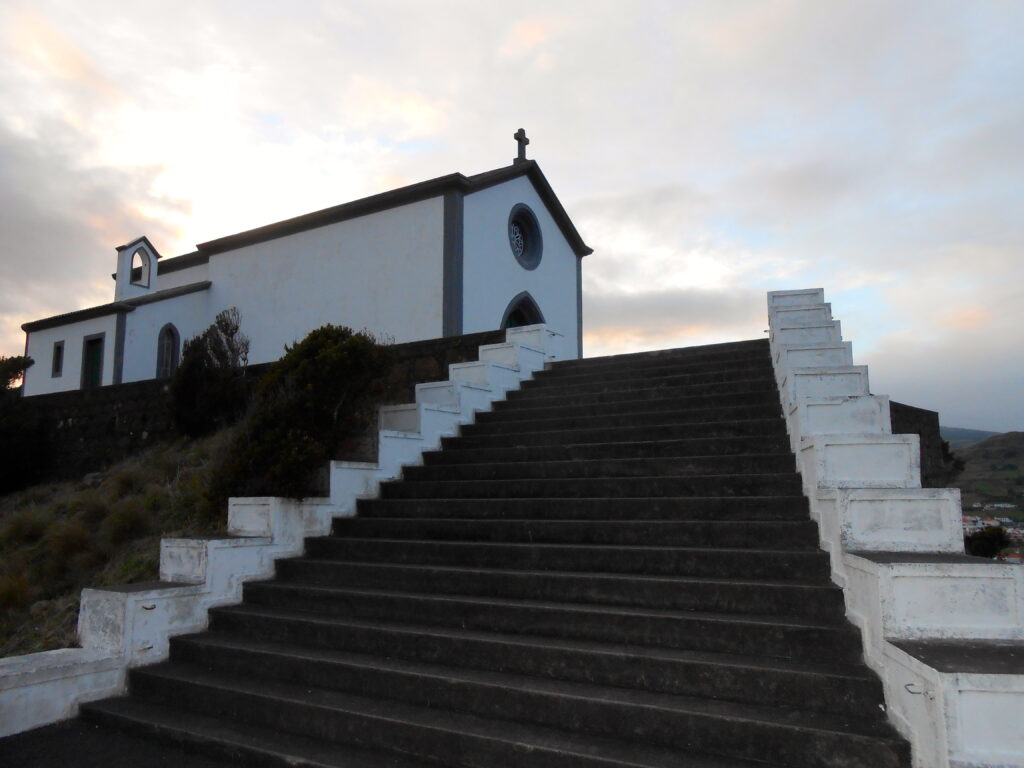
[463,403,782,435]
[504,381,779,410]
[167,634,893,750]
[491,388,781,418]
[194,614,871,715]
[235,584,856,665]
[172,632,881,721]
[98,665,774,768]
[517,371,778,398]
[531,357,774,386]
[380,472,804,499]
[548,339,769,372]
[274,559,844,620]
[443,418,788,449]
[301,537,829,580]
[355,496,811,521]
[79,696,432,767]
[328,517,818,548]
[120,660,905,768]
[422,435,793,465]
[404,454,796,482]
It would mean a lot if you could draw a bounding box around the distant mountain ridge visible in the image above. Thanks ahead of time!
[940,426,1002,452]
[951,431,1024,519]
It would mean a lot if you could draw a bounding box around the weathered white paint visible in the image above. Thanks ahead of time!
[462,176,580,355]
[120,290,211,383]
[767,288,825,308]
[814,488,964,555]
[844,554,1024,643]
[207,196,445,364]
[153,260,210,291]
[23,314,118,396]
[114,240,159,301]
[768,288,1024,768]
[767,303,833,329]
[330,324,566,512]
[23,169,586,396]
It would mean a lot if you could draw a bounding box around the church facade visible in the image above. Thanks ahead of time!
[20,158,591,397]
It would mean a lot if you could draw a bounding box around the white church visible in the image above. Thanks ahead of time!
[20,138,590,397]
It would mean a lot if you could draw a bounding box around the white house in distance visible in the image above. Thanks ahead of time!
[20,143,591,397]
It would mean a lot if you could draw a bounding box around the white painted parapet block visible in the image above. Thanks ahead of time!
[768,288,825,308]
[770,320,843,346]
[844,553,1024,649]
[768,303,833,329]
[330,325,568,513]
[0,496,337,737]
[799,433,921,491]
[883,641,1024,768]
[789,396,891,440]
[814,488,964,556]
[768,288,1024,768]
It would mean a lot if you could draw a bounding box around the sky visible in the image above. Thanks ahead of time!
[0,0,1021,431]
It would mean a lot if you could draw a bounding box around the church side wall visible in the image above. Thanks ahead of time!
[462,177,580,355]
[23,314,118,397]
[206,196,446,364]
[154,260,209,291]
[120,291,213,384]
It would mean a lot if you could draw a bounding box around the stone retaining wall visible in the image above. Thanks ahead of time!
[17,329,507,483]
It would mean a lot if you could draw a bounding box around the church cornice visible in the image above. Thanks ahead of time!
[195,160,593,258]
[22,281,212,333]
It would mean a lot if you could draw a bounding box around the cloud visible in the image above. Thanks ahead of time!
[0,0,1021,431]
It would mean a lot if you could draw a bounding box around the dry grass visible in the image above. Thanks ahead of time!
[0,428,235,659]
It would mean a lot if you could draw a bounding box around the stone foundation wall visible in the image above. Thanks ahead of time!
[889,401,945,488]
[18,329,507,483]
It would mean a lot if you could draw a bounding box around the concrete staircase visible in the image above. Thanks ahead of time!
[79,339,911,767]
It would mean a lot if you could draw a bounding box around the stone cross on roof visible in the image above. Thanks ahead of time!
[513,128,530,165]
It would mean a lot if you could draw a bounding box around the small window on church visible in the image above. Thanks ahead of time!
[52,341,64,377]
[508,203,543,270]
[156,324,180,379]
[130,248,151,287]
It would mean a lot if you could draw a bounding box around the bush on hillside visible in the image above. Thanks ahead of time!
[171,307,251,437]
[206,326,393,507]
[965,526,1010,558]
[0,355,49,494]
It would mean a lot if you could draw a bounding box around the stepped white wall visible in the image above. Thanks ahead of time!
[768,288,1024,768]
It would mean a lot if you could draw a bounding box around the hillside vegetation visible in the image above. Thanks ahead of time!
[0,431,232,657]
[0,320,394,659]
[940,425,1002,452]
[953,431,1024,519]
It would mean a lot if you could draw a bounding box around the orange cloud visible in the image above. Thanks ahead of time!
[8,12,121,104]
[497,17,566,58]
[945,307,992,331]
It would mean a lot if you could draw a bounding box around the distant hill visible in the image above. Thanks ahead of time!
[940,426,1002,452]
[952,431,1024,520]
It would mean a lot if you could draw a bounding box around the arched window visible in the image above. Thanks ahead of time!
[156,324,180,379]
[130,249,151,287]
[500,291,545,329]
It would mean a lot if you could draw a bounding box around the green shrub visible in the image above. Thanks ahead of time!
[965,526,1010,558]
[207,326,393,506]
[0,355,50,494]
[171,307,251,437]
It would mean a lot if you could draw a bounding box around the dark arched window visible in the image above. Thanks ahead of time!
[500,291,545,329]
[156,324,180,379]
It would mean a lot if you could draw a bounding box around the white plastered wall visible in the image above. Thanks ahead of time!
[153,260,210,291]
[462,176,580,357]
[23,314,118,396]
[206,196,445,364]
[120,290,212,384]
